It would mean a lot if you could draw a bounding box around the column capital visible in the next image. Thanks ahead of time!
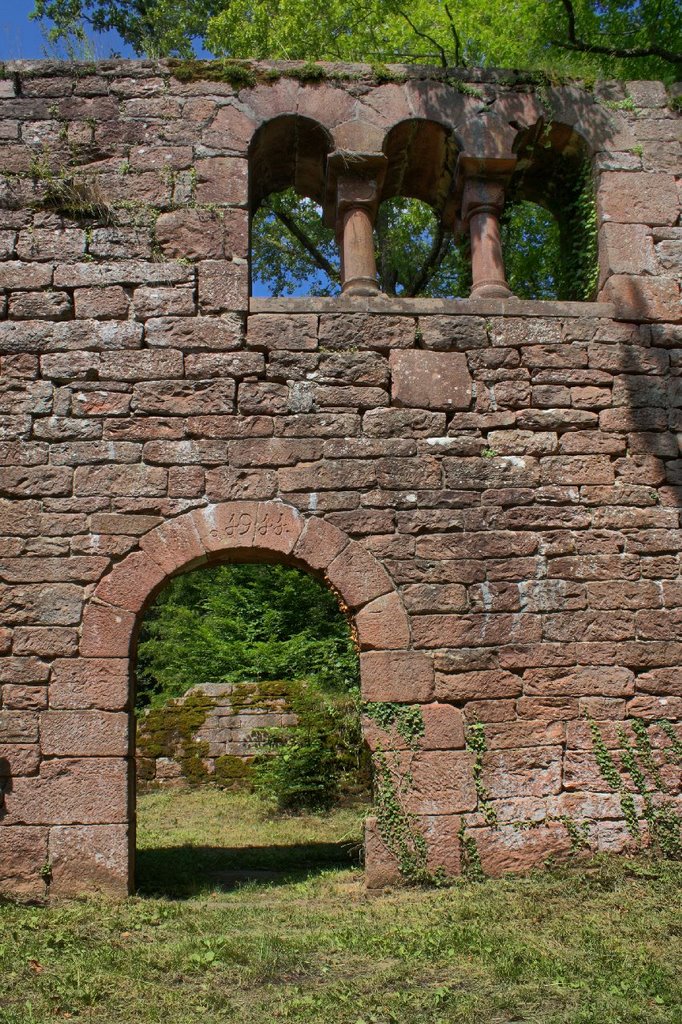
[454,153,517,228]
[323,151,387,228]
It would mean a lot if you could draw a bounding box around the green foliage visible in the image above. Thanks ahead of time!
[251,681,367,811]
[589,717,681,858]
[465,722,498,827]
[136,563,359,709]
[363,702,425,749]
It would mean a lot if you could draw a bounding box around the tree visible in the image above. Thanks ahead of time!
[31,0,681,299]
[136,563,359,708]
[32,0,682,78]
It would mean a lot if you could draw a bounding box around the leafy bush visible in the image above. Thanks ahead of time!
[252,681,369,812]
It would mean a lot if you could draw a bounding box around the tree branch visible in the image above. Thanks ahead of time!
[555,0,681,63]
[268,206,339,281]
[444,4,465,67]
[405,222,449,297]
[396,8,448,67]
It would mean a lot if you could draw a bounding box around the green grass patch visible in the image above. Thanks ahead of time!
[1,789,680,1023]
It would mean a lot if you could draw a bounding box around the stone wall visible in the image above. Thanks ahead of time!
[0,60,680,897]
[136,682,293,788]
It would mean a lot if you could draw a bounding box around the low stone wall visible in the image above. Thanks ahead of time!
[136,681,294,788]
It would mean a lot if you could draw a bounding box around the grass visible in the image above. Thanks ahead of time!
[0,789,680,1024]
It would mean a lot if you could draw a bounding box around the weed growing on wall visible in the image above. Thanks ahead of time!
[589,717,682,858]
[465,722,498,827]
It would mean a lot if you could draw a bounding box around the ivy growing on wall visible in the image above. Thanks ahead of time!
[589,717,681,859]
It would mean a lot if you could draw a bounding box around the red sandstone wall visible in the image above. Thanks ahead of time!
[0,61,680,897]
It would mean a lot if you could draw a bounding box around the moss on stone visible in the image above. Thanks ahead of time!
[169,59,257,88]
[137,692,216,785]
[214,754,253,788]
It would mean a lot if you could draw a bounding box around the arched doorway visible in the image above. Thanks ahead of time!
[78,500,411,894]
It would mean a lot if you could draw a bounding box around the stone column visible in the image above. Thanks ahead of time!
[455,154,517,300]
[325,153,386,296]
[461,178,512,299]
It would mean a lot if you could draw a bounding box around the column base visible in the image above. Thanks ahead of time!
[469,279,513,299]
[342,277,381,296]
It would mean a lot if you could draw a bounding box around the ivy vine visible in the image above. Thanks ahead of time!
[363,701,425,750]
[589,717,681,859]
[465,722,498,827]
[372,747,433,884]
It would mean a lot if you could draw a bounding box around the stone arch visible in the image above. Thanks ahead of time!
[248,114,334,212]
[501,118,599,300]
[381,118,459,226]
[79,501,412,893]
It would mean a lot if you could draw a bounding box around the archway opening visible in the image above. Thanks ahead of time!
[507,120,598,301]
[133,561,368,896]
[249,115,339,297]
[375,196,471,297]
[376,117,467,297]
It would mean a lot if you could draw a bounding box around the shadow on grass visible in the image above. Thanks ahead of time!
[136,840,361,897]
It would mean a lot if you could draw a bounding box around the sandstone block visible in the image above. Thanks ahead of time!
[413,613,541,649]
[481,746,563,797]
[598,171,678,225]
[405,750,477,814]
[50,658,129,711]
[198,260,248,314]
[41,711,129,757]
[247,314,318,350]
[0,826,48,897]
[80,604,136,658]
[474,821,573,877]
[4,757,128,825]
[49,824,130,896]
[602,275,681,322]
[435,670,523,701]
[361,650,434,702]
[389,350,472,410]
[0,743,40,775]
[292,515,348,570]
[194,157,247,205]
[356,593,410,650]
[326,541,392,608]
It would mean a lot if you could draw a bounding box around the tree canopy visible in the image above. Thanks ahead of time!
[32,0,681,80]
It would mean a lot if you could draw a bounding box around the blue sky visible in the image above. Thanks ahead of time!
[0,0,136,59]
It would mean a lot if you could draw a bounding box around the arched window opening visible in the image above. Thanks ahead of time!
[508,121,598,301]
[251,187,339,297]
[134,562,367,895]
[249,115,339,298]
[375,196,471,298]
[377,118,465,298]
[500,200,562,301]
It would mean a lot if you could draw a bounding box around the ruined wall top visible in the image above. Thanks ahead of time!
[0,59,679,319]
